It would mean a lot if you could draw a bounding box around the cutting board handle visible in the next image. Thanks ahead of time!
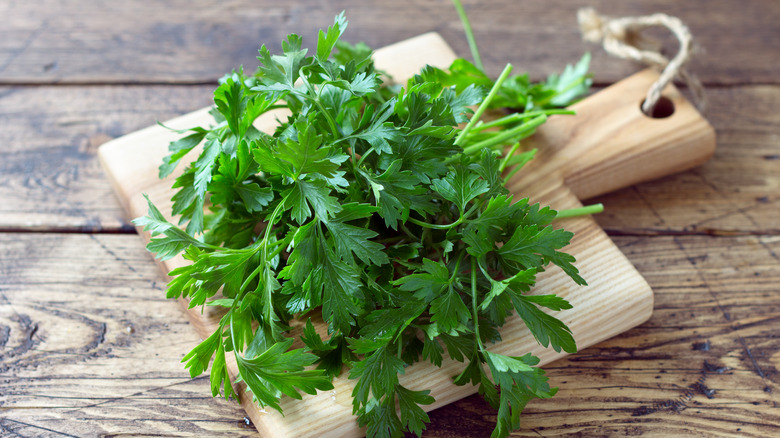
[511,68,716,200]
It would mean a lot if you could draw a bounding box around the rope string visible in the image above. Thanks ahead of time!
[578,7,705,114]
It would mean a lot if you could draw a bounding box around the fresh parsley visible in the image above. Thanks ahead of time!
[135,12,593,438]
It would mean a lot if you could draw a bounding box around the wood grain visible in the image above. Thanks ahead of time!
[98,32,662,438]
[0,233,253,437]
[3,1,779,436]
[0,85,212,231]
[2,233,778,437]
[1,0,777,85]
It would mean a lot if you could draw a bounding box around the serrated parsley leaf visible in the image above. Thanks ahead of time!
[214,77,245,137]
[235,182,273,212]
[316,12,348,62]
[432,166,490,213]
[256,34,310,91]
[320,252,362,334]
[393,258,450,301]
[133,194,209,260]
[236,338,334,413]
[326,221,389,266]
[159,130,206,178]
[301,318,336,352]
[349,344,405,407]
[545,53,592,107]
[360,160,435,229]
[497,225,572,268]
[275,120,346,178]
[511,294,576,353]
[429,286,470,333]
[284,180,342,224]
[396,385,435,436]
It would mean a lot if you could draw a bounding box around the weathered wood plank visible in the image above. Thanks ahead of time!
[1,0,777,85]
[0,85,212,231]
[0,233,254,437]
[1,85,776,233]
[2,233,778,436]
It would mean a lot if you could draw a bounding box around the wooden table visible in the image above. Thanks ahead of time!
[2,1,778,436]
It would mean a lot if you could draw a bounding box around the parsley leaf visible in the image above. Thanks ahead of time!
[235,338,334,413]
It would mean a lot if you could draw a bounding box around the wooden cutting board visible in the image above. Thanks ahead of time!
[98,32,715,437]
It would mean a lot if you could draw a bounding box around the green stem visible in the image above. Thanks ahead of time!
[451,252,465,282]
[400,222,421,241]
[407,200,482,230]
[469,109,575,133]
[231,198,288,308]
[455,64,513,146]
[299,69,340,140]
[376,235,408,245]
[502,155,531,185]
[262,200,287,260]
[498,142,520,173]
[407,216,464,230]
[555,203,604,219]
[314,99,340,140]
[238,263,264,297]
[451,0,483,71]
[268,243,286,260]
[460,114,546,156]
[470,257,484,351]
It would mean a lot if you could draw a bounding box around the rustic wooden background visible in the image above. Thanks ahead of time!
[2,1,779,437]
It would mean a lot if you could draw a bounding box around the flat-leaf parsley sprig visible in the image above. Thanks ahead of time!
[135,12,594,438]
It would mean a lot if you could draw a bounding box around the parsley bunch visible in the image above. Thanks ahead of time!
[135,13,593,438]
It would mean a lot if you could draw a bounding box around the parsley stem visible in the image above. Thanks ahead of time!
[451,0,484,71]
[406,200,482,230]
[451,252,465,281]
[454,63,513,147]
[314,99,341,139]
[299,68,341,140]
[460,114,546,156]
[502,158,526,185]
[239,263,264,297]
[555,203,604,219]
[407,216,463,230]
[262,200,287,259]
[470,257,484,351]
[498,142,521,173]
[470,109,574,133]
[268,243,285,260]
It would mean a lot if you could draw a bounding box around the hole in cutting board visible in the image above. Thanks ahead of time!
[641,96,675,119]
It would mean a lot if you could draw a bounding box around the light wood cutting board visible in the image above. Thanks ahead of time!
[98,32,715,437]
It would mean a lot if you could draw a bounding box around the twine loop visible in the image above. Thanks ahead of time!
[578,7,705,114]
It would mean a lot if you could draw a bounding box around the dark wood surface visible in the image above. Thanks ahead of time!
[2,1,779,437]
